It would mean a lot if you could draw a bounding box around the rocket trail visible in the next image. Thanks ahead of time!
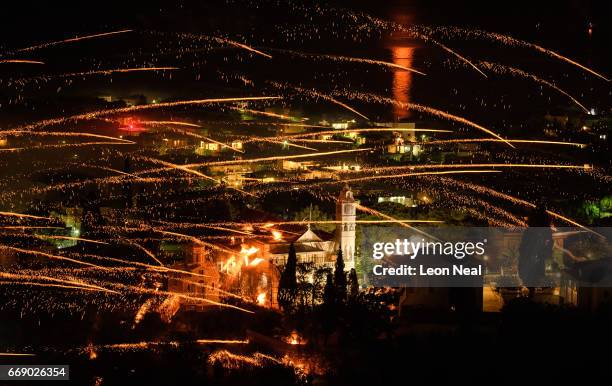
[0,59,44,64]
[226,106,303,121]
[35,235,109,245]
[139,157,254,196]
[108,282,255,314]
[338,163,591,174]
[439,177,604,238]
[337,91,514,147]
[269,81,371,121]
[0,272,118,294]
[262,139,317,151]
[478,61,590,114]
[212,37,272,59]
[0,245,105,268]
[0,211,53,220]
[154,230,238,255]
[14,96,283,131]
[0,142,130,154]
[0,353,36,357]
[449,27,609,81]
[157,219,443,229]
[140,156,219,183]
[75,252,211,279]
[354,13,487,78]
[140,120,201,127]
[355,203,440,241]
[119,238,164,266]
[0,131,135,143]
[274,48,426,75]
[337,170,502,184]
[184,148,371,168]
[422,138,586,148]
[15,29,133,52]
[432,39,487,78]
[264,128,452,142]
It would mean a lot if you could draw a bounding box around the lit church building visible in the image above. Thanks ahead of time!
[264,184,357,271]
[168,185,357,310]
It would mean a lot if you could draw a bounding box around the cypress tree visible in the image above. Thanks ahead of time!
[277,242,297,311]
[348,268,359,301]
[334,247,347,304]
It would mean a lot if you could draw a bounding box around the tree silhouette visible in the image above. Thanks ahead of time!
[518,205,552,290]
[277,243,297,312]
[321,272,337,340]
[348,268,359,301]
[323,272,336,306]
[334,248,347,304]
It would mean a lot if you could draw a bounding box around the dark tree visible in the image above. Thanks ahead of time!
[348,268,359,301]
[320,272,337,340]
[518,206,552,290]
[323,272,336,307]
[277,243,297,312]
[334,248,347,304]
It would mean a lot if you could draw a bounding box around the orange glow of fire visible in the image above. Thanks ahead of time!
[257,292,266,305]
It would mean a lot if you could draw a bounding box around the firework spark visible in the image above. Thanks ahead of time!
[478,61,590,113]
[16,29,133,52]
[184,148,371,168]
[14,96,282,131]
[422,138,586,148]
[275,49,426,75]
[0,59,44,64]
[337,91,514,147]
[337,170,502,184]
[0,211,53,221]
[212,37,272,58]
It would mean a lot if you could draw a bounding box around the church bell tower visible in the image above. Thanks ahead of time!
[336,184,356,270]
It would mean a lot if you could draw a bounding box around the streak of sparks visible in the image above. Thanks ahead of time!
[184,148,371,167]
[355,203,440,241]
[0,272,119,294]
[0,353,36,357]
[15,96,283,131]
[0,59,44,64]
[0,131,135,143]
[270,81,371,121]
[422,138,586,148]
[0,211,53,220]
[16,29,133,52]
[0,245,105,268]
[35,235,109,245]
[212,37,272,58]
[478,61,590,114]
[196,339,249,345]
[140,120,201,127]
[338,92,514,147]
[275,49,426,75]
[337,170,502,184]
[158,219,443,229]
[226,106,303,121]
[340,163,591,174]
[264,128,452,142]
[262,139,317,151]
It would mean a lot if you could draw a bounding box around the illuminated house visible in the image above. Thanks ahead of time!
[387,135,411,154]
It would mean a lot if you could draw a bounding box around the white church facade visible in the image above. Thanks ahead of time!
[265,184,357,271]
